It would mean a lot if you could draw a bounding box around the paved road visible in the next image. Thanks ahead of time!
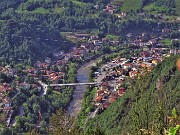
[11,106,24,126]
[49,82,101,87]
[38,81,48,95]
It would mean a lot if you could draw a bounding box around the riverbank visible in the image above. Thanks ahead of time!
[67,49,130,117]
[66,56,104,117]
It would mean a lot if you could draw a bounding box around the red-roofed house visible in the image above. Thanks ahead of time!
[95,95,103,103]
[118,87,125,96]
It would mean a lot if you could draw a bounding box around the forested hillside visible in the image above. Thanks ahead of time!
[0,18,72,65]
[85,55,180,135]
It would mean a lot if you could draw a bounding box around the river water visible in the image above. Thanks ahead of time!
[67,58,99,117]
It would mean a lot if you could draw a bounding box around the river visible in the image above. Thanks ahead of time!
[67,57,101,117]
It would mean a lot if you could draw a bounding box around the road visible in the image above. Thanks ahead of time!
[49,82,101,87]
[38,81,48,95]
[11,106,24,126]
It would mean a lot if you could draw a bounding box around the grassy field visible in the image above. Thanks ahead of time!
[106,34,119,40]
[16,0,87,14]
[160,39,172,47]
[175,0,180,16]
[52,91,61,95]
[71,0,88,7]
[143,3,168,14]
[121,0,142,12]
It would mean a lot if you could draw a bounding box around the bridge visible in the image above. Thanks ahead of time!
[38,81,101,95]
[49,82,101,87]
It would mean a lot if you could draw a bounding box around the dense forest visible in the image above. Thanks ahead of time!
[85,55,180,135]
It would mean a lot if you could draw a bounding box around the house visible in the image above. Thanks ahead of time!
[94,5,99,10]
[0,83,13,93]
[149,39,157,45]
[64,54,72,61]
[90,36,99,40]
[126,33,133,38]
[34,61,42,68]
[141,62,153,69]
[53,51,64,58]
[94,46,101,51]
[152,59,158,65]
[140,51,151,57]
[0,93,4,100]
[169,48,177,55]
[93,40,101,46]
[74,33,90,39]
[81,43,91,49]
[53,50,65,57]
[27,68,38,74]
[108,97,116,103]
[129,71,138,79]
[2,107,12,114]
[162,28,171,33]
[102,102,110,109]
[2,97,11,107]
[117,12,127,18]
[45,57,51,64]
[19,82,31,90]
[95,95,103,103]
[103,4,116,14]
[102,38,109,44]
[112,41,119,45]
[51,76,61,84]
[32,84,41,91]
[118,87,125,96]
[73,55,81,61]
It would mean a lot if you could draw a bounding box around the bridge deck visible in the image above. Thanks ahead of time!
[49,82,101,87]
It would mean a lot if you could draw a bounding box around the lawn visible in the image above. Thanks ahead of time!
[121,0,142,12]
[71,0,88,7]
[16,0,87,14]
[106,34,119,40]
[143,3,168,14]
[160,39,172,47]
[32,7,50,14]
[52,91,61,95]
[175,0,180,16]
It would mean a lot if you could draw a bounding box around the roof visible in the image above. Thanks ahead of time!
[103,102,110,109]
[108,97,116,103]
[95,95,103,103]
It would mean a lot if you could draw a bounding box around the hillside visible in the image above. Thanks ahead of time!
[85,55,180,135]
[113,0,180,15]
[175,0,180,15]
[113,0,142,12]
[0,18,73,65]
[15,0,89,14]
[0,0,179,66]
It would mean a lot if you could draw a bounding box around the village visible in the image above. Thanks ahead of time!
[0,25,179,126]
[91,47,170,115]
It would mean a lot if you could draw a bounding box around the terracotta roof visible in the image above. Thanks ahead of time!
[108,97,116,103]
[95,95,103,103]
[103,102,110,109]
[2,107,12,111]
